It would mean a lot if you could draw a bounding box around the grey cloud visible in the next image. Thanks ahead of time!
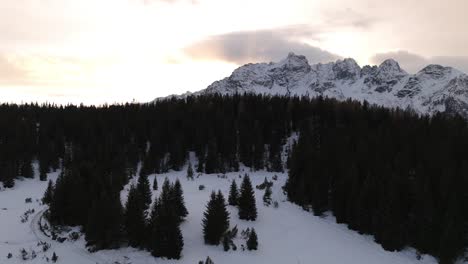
[184,27,341,65]
[370,51,468,74]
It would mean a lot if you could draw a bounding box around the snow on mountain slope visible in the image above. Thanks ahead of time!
[160,53,468,118]
[0,167,438,264]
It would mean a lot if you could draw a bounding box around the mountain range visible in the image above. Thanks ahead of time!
[159,52,468,118]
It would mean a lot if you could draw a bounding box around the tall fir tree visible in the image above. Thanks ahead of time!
[85,191,123,250]
[238,174,257,221]
[202,191,230,245]
[171,179,188,222]
[228,179,239,206]
[153,176,158,191]
[263,185,272,206]
[124,184,147,248]
[137,175,152,210]
[149,180,184,259]
[247,228,258,250]
[42,179,54,205]
[187,161,194,180]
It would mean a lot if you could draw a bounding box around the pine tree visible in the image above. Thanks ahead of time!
[85,192,123,250]
[202,191,230,245]
[216,190,230,235]
[223,233,230,251]
[171,179,188,222]
[42,180,54,205]
[137,175,152,210]
[246,228,258,250]
[21,160,34,178]
[204,256,214,264]
[187,161,194,180]
[124,184,147,248]
[238,174,257,221]
[51,252,58,263]
[152,176,158,191]
[149,180,184,259]
[228,180,239,206]
[203,192,219,245]
[263,185,272,206]
[2,163,15,188]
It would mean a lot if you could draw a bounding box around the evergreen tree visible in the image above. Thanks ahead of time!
[246,228,258,250]
[2,163,15,188]
[124,184,147,248]
[187,161,194,180]
[137,175,152,210]
[202,191,230,245]
[85,191,123,250]
[153,176,158,191]
[223,233,230,251]
[228,180,239,206]
[238,175,257,221]
[263,185,272,206]
[204,256,214,264]
[42,180,54,205]
[20,160,34,178]
[216,190,230,236]
[51,252,58,263]
[171,179,188,222]
[149,180,184,259]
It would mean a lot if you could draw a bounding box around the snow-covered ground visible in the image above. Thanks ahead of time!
[0,167,438,264]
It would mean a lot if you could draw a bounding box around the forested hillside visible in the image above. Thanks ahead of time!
[0,94,466,263]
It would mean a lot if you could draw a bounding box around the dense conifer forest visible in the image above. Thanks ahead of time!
[0,94,466,263]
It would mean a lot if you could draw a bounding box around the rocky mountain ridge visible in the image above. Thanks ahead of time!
[159,53,468,118]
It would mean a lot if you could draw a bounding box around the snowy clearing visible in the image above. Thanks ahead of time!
[0,168,438,264]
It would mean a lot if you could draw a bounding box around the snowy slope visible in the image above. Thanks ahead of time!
[158,53,468,118]
[0,167,438,264]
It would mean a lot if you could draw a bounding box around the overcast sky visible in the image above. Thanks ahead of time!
[1,0,467,104]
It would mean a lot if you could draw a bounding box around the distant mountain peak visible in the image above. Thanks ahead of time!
[156,53,468,118]
[378,59,406,74]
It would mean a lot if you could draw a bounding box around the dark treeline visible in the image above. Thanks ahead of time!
[286,99,468,264]
[0,94,466,263]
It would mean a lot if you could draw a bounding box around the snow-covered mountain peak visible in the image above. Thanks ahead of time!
[417,64,459,80]
[332,58,361,80]
[277,52,311,73]
[376,59,407,78]
[159,53,468,118]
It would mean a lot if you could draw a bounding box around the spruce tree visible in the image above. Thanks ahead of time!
[124,184,147,248]
[223,233,230,251]
[21,160,34,178]
[238,174,257,221]
[153,176,158,191]
[263,185,272,206]
[203,192,219,245]
[171,179,188,222]
[85,192,123,250]
[51,252,58,263]
[246,228,258,250]
[2,163,15,188]
[149,180,184,259]
[228,180,239,206]
[137,175,152,210]
[202,191,230,245]
[187,161,194,180]
[42,180,54,205]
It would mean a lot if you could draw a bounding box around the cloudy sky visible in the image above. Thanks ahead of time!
[1,0,467,104]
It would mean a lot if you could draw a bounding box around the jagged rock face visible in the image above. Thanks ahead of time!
[161,53,468,118]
